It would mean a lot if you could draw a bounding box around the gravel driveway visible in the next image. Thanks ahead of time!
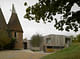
[0,50,48,59]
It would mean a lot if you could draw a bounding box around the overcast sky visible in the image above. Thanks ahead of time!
[0,0,80,40]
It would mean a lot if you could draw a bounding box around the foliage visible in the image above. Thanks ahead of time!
[72,39,78,43]
[24,0,80,32]
[0,30,10,49]
[70,36,77,42]
[76,34,80,42]
[4,38,16,50]
[24,38,27,40]
[41,43,80,59]
[30,34,43,47]
[72,34,80,42]
[70,35,74,40]
[24,2,27,6]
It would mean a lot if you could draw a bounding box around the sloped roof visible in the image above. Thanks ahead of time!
[8,5,23,32]
[0,8,7,30]
[8,13,23,32]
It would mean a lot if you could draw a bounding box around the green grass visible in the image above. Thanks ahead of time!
[41,43,80,59]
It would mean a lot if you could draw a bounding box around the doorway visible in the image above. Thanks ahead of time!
[24,42,27,49]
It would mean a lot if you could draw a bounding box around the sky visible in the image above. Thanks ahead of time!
[0,0,80,40]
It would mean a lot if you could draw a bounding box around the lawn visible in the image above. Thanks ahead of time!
[41,43,80,59]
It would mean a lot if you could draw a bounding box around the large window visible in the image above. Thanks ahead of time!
[46,38,51,44]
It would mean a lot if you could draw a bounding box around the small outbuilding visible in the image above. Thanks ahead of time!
[23,39,31,49]
[42,34,72,52]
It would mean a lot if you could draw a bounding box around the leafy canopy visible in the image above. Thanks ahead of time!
[24,0,80,32]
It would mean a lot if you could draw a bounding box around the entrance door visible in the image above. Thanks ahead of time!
[24,42,27,49]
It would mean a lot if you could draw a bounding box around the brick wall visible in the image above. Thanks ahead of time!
[11,31,23,49]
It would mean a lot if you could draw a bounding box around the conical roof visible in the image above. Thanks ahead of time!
[8,5,23,32]
[0,8,7,30]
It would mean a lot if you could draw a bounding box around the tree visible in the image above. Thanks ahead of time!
[70,35,74,40]
[30,34,43,47]
[0,30,10,49]
[76,34,80,42]
[24,0,80,32]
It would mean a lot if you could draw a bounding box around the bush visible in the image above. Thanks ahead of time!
[30,34,43,47]
[76,34,80,42]
[72,40,78,43]
[4,38,16,50]
[0,30,10,49]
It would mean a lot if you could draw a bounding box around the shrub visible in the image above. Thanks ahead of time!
[76,34,80,42]
[30,34,43,47]
[4,38,16,50]
[0,30,10,49]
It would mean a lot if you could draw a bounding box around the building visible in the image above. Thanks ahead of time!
[0,8,7,30]
[42,34,72,52]
[25,34,71,52]
[23,39,31,49]
[0,4,72,50]
[8,4,23,49]
[0,4,23,49]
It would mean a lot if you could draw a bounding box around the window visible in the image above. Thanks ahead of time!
[14,32,16,38]
[47,46,53,48]
[46,38,51,44]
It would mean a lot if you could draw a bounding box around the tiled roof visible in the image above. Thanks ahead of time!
[8,13,23,32]
[0,8,7,30]
[8,4,23,32]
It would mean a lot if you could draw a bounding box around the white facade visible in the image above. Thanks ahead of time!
[43,34,65,47]
[43,34,72,50]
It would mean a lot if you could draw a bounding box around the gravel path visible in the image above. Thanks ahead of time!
[0,50,48,59]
